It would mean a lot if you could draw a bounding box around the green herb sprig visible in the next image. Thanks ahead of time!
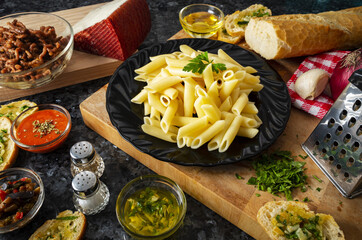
[247,150,308,200]
[183,51,226,74]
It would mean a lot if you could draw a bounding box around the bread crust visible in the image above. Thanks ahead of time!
[0,117,18,171]
[245,7,362,59]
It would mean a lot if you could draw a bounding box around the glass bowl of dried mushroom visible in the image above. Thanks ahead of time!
[0,12,74,89]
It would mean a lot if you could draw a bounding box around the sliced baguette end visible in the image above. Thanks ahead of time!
[29,210,86,240]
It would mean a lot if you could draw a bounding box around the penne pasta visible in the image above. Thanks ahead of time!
[135,56,167,74]
[222,70,235,81]
[171,116,199,126]
[191,120,225,149]
[146,76,183,93]
[141,124,177,143]
[178,116,208,139]
[203,63,214,90]
[237,127,259,138]
[132,45,263,152]
[219,115,243,152]
[161,100,178,133]
[220,79,239,101]
[144,101,151,115]
[208,113,235,151]
[231,93,248,115]
[131,89,148,104]
[148,92,166,114]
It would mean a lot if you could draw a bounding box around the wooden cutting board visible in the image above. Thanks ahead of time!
[0,3,120,102]
[80,30,362,240]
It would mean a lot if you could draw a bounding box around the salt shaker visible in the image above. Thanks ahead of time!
[72,171,110,215]
[70,141,105,178]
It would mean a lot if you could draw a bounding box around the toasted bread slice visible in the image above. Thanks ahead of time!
[0,100,37,122]
[225,4,271,38]
[257,201,345,240]
[0,117,18,171]
[29,210,86,240]
[217,15,242,44]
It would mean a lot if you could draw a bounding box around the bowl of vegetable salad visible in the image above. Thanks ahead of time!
[0,167,44,233]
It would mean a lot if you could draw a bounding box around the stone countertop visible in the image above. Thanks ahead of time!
[0,0,360,239]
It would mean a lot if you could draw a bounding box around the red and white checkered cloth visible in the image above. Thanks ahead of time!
[287,50,350,119]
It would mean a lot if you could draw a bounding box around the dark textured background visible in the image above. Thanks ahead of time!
[0,1,360,239]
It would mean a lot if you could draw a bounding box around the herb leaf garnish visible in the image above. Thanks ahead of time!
[247,150,308,200]
[183,51,226,74]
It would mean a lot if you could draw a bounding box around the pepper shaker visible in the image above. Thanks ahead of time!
[70,141,105,178]
[72,171,110,215]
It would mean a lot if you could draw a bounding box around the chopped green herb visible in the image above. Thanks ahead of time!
[6,105,13,108]
[316,187,321,192]
[299,154,308,160]
[20,105,29,111]
[252,8,270,17]
[0,157,3,164]
[339,201,343,205]
[247,150,308,200]
[235,173,244,180]
[255,193,261,197]
[1,129,7,133]
[313,175,323,183]
[0,114,3,117]
[301,185,307,192]
[303,197,309,202]
[183,51,226,74]
[56,216,79,221]
[237,20,249,26]
[296,134,299,138]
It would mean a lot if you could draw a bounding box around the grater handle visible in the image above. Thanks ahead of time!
[348,69,362,91]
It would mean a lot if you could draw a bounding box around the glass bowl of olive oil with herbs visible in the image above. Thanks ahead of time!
[179,4,224,38]
[116,175,187,240]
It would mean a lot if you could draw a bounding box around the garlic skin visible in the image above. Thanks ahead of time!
[294,69,330,100]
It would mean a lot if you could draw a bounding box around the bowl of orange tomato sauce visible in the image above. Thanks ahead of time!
[10,104,71,153]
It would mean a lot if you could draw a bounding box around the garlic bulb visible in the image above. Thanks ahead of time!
[294,69,329,100]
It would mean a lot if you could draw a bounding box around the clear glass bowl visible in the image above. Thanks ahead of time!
[116,175,187,240]
[0,168,45,233]
[179,4,224,38]
[0,12,74,89]
[10,104,72,153]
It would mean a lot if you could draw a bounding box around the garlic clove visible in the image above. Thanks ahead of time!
[294,69,329,100]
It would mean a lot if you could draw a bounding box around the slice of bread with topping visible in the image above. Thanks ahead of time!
[225,4,271,38]
[257,201,345,240]
[0,117,18,171]
[217,15,243,44]
[29,210,86,240]
[0,100,37,122]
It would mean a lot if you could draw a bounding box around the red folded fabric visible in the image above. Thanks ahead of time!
[286,51,349,119]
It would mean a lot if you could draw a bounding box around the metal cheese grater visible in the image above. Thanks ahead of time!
[302,69,362,198]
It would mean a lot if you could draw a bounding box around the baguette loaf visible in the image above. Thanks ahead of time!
[245,7,362,59]
[257,201,345,240]
[29,210,86,240]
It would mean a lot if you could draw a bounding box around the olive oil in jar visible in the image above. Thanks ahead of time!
[122,187,180,236]
[181,12,223,38]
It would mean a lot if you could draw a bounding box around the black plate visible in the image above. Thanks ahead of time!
[106,38,290,166]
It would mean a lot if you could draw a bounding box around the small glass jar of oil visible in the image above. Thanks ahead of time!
[179,4,224,38]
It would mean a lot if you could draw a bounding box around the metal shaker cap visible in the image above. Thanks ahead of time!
[70,141,95,165]
[72,171,99,197]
